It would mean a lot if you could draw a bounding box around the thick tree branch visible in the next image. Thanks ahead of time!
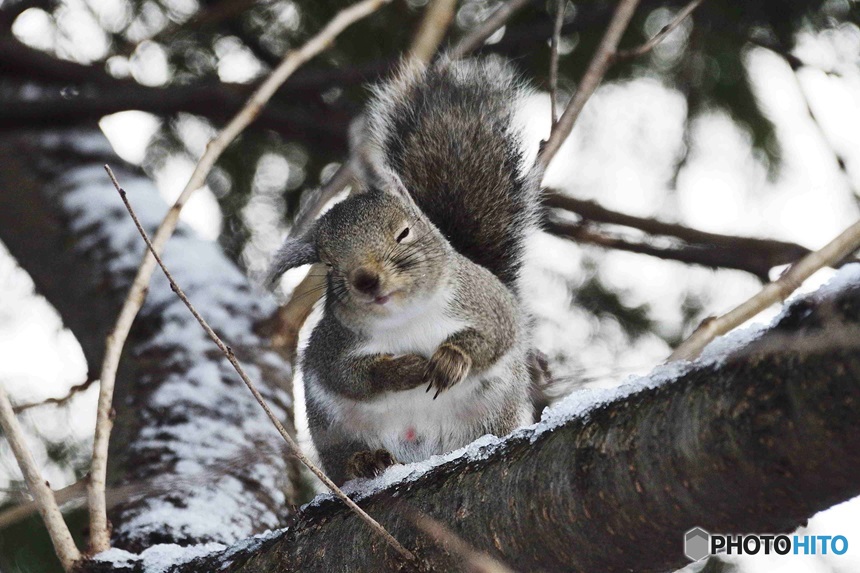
[0,129,299,550]
[0,37,350,155]
[85,274,860,572]
[106,166,416,564]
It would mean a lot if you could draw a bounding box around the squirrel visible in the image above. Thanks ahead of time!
[268,56,541,485]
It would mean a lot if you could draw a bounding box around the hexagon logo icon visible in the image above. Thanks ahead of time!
[685,527,710,561]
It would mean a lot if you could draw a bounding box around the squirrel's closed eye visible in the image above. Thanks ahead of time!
[396,227,410,243]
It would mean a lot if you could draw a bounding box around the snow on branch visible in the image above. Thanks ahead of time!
[15,130,300,550]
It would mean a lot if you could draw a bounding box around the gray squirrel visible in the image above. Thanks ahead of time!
[268,56,542,485]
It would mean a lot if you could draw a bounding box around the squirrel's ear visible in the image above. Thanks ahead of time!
[378,170,421,215]
[265,236,319,289]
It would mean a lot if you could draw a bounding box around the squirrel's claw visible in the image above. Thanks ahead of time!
[347,449,398,480]
[425,343,472,399]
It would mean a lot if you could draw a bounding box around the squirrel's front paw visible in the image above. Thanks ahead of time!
[425,343,472,399]
[347,449,398,480]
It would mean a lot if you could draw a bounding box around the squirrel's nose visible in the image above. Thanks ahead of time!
[351,267,380,295]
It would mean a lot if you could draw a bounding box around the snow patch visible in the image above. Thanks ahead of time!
[48,137,294,545]
[95,543,226,573]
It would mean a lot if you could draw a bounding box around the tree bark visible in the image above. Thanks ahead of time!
[83,276,860,572]
[0,128,301,550]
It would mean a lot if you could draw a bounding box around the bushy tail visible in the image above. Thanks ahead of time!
[360,56,540,290]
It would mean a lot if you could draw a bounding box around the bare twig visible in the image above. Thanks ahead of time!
[105,166,416,564]
[614,0,704,60]
[448,0,532,59]
[789,67,858,197]
[669,217,860,362]
[87,0,393,553]
[411,513,517,573]
[0,383,81,571]
[12,376,97,414]
[549,0,564,125]
[535,0,641,172]
[409,0,459,63]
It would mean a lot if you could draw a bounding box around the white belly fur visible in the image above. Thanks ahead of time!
[310,290,528,462]
[308,353,523,462]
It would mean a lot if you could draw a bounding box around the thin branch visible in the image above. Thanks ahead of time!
[614,0,704,60]
[105,166,416,564]
[448,0,532,59]
[86,0,393,554]
[789,66,858,198]
[535,0,641,173]
[12,376,97,414]
[669,217,860,362]
[549,0,564,125]
[0,383,81,571]
[408,0,459,64]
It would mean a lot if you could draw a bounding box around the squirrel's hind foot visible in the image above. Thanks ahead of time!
[347,449,398,480]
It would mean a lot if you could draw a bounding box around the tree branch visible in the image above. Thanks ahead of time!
[448,0,533,59]
[544,191,828,281]
[536,0,703,172]
[0,383,81,571]
[669,217,860,361]
[536,0,641,172]
[614,0,704,59]
[12,376,98,414]
[0,37,350,155]
[105,165,416,564]
[0,129,301,549]
[84,274,860,572]
[548,0,564,125]
[544,218,803,281]
[408,0,458,64]
[0,478,86,531]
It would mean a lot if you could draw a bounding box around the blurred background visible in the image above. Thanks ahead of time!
[0,0,859,571]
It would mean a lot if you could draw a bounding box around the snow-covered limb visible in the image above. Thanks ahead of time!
[87,267,860,573]
[0,130,299,549]
[105,165,416,564]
